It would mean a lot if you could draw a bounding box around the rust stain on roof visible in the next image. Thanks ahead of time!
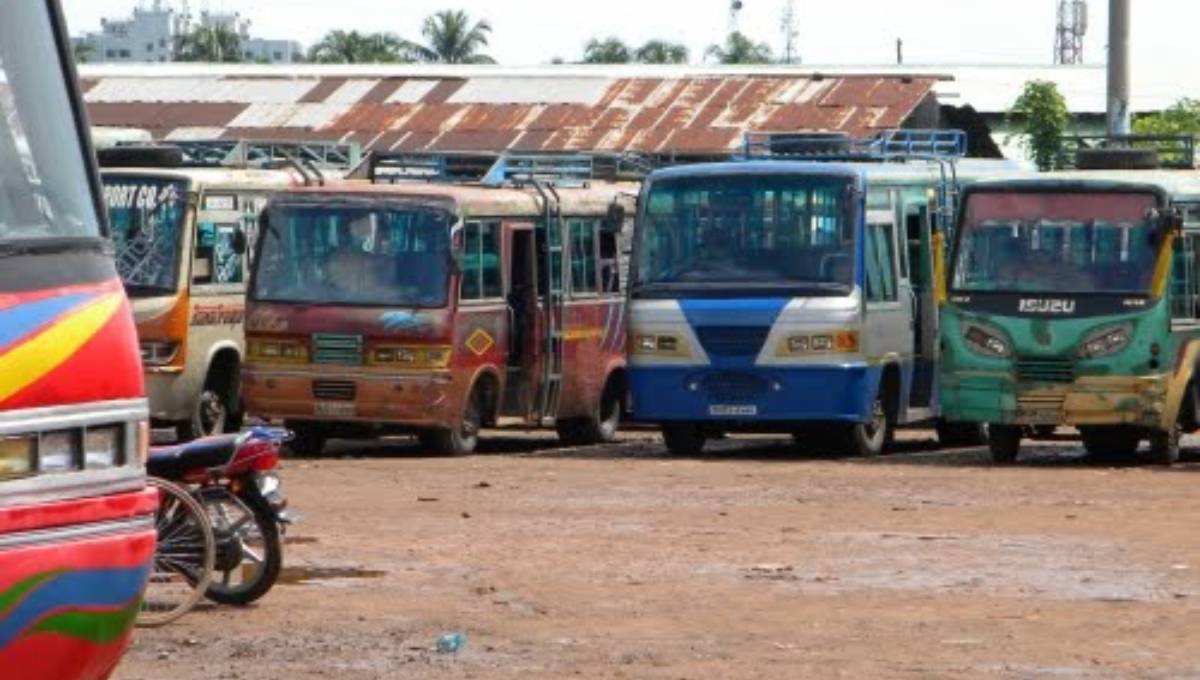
[84,73,938,156]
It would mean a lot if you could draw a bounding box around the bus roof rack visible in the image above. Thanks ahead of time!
[742,129,968,162]
[113,139,363,170]
[355,151,651,186]
[1056,134,1196,170]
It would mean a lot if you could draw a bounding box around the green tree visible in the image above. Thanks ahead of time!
[73,42,93,63]
[635,40,689,64]
[705,31,773,64]
[308,30,413,63]
[1134,98,1200,137]
[1009,80,1071,170]
[175,24,245,63]
[413,10,494,64]
[583,37,633,64]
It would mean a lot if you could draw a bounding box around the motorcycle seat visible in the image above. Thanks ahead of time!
[147,434,240,479]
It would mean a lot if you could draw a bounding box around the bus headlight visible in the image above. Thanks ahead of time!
[84,426,123,470]
[780,331,859,356]
[249,339,308,363]
[961,321,1012,358]
[0,436,35,479]
[1079,324,1132,359]
[39,431,81,473]
[140,340,180,367]
[631,333,688,356]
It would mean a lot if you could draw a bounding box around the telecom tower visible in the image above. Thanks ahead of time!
[781,0,799,64]
[1054,0,1088,65]
[729,0,744,34]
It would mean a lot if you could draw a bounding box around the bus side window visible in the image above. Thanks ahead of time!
[865,222,898,302]
[569,219,599,295]
[461,220,503,302]
[1172,234,1200,321]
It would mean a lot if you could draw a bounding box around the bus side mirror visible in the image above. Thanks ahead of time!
[1148,208,1183,248]
[232,229,248,255]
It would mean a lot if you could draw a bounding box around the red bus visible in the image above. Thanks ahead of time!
[0,3,154,679]
[244,155,637,454]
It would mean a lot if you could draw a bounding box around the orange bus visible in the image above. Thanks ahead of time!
[243,155,638,454]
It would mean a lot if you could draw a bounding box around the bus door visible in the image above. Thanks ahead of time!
[864,189,915,407]
[503,222,543,418]
[905,192,939,408]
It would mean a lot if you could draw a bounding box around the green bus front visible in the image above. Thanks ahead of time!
[939,179,1197,463]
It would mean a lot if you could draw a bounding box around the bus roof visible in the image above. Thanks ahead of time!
[646,158,1021,189]
[102,165,315,191]
[270,179,639,218]
[967,170,1200,202]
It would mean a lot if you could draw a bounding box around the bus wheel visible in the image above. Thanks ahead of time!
[987,424,1022,464]
[556,380,622,447]
[1147,422,1181,466]
[662,424,706,456]
[178,387,227,442]
[1080,426,1140,462]
[846,391,891,458]
[936,421,988,448]
[420,386,484,456]
[285,423,328,457]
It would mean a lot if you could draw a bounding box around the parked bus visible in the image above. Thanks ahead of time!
[243,154,638,455]
[98,141,358,441]
[0,3,154,679]
[628,131,1016,456]
[940,165,1200,464]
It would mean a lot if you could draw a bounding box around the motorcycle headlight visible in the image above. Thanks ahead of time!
[84,426,123,470]
[961,321,1012,358]
[1079,324,1132,359]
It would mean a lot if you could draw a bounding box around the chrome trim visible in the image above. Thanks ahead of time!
[0,514,154,550]
[249,369,454,384]
[0,466,146,509]
[0,399,148,435]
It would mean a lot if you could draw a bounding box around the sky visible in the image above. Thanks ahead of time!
[62,0,1196,71]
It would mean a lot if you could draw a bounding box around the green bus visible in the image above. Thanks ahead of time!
[940,170,1200,464]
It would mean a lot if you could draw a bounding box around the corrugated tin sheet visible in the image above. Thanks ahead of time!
[82,70,938,156]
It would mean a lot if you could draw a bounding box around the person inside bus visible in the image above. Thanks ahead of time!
[327,213,394,300]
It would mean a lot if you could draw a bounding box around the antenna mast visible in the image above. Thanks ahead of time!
[780,0,799,64]
[729,0,744,35]
[1054,0,1088,65]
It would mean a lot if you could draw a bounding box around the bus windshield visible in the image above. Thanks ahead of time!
[255,203,454,308]
[104,176,188,296]
[953,191,1161,295]
[0,3,101,243]
[634,173,856,295]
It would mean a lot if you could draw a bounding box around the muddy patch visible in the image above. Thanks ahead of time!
[278,565,387,586]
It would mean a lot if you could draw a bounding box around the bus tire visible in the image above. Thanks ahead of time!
[1147,423,1181,466]
[1080,426,1141,461]
[987,424,1022,464]
[556,378,622,447]
[285,422,328,457]
[662,424,706,456]
[420,385,485,456]
[936,421,987,448]
[845,387,892,458]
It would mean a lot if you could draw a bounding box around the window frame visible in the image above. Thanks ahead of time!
[864,210,900,304]
[459,219,505,304]
[567,217,601,298]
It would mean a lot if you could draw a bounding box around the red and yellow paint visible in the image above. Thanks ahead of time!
[0,279,144,410]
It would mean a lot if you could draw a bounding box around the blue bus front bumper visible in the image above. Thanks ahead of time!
[629,364,880,424]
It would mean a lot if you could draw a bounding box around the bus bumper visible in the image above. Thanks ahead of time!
[144,370,199,423]
[941,372,1169,427]
[629,364,879,424]
[243,365,459,428]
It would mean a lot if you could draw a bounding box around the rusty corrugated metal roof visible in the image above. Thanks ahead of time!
[80,68,938,156]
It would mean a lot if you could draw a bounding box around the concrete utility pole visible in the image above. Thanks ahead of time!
[896,38,903,65]
[1107,0,1131,135]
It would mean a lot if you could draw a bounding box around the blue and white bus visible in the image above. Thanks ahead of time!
[627,130,1016,455]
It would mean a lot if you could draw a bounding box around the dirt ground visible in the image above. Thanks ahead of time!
[115,429,1200,680]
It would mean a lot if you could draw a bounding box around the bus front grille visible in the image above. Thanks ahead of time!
[704,372,769,403]
[694,326,771,358]
[312,334,363,365]
[1016,357,1075,384]
[313,380,356,401]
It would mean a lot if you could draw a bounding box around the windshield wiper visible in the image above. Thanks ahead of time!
[0,238,105,258]
[123,283,176,297]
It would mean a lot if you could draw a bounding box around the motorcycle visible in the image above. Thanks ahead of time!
[145,427,291,610]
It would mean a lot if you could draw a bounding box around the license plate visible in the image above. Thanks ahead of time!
[314,401,356,417]
[709,405,758,417]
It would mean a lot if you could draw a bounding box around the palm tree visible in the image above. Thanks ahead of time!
[413,10,494,64]
[705,31,773,65]
[308,30,414,63]
[635,40,689,64]
[583,37,633,64]
[175,24,245,63]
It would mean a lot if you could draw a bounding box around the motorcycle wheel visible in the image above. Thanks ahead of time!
[203,494,282,606]
[138,478,216,627]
